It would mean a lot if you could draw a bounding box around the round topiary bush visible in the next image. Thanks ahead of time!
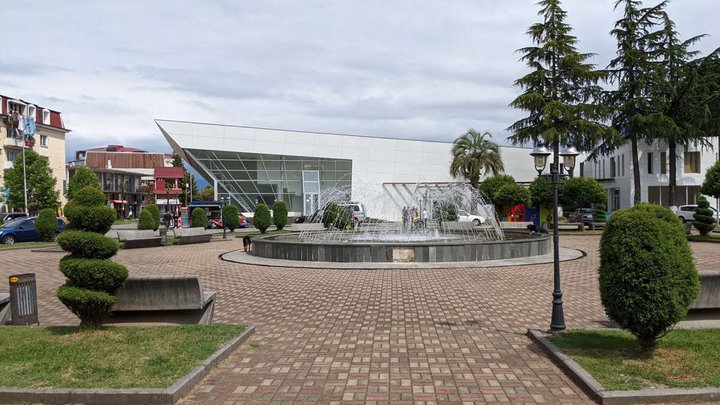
[222,204,239,232]
[57,230,120,259]
[57,286,116,330]
[60,256,128,294]
[144,204,160,231]
[137,209,155,230]
[693,196,716,236]
[72,187,106,207]
[599,204,699,351]
[272,201,288,231]
[254,203,271,233]
[191,208,208,228]
[66,205,116,234]
[37,208,58,242]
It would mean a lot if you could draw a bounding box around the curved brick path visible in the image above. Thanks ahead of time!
[0,235,715,404]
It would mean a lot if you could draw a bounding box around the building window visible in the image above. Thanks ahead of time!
[647,152,653,174]
[6,151,18,162]
[7,101,25,115]
[26,105,36,119]
[621,154,625,176]
[660,152,667,174]
[610,157,616,177]
[42,109,50,125]
[40,135,48,147]
[684,151,700,174]
[579,162,584,177]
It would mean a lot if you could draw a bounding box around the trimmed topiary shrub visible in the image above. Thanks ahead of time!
[137,209,155,230]
[67,166,101,200]
[191,208,208,228]
[37,208,58,242]
[222,204,239,232]
[321,202,350,230]
[144,204,160,231]
[599,203,699,352]
[693,196,716,236]
[254,204,271,233]
[57,185,128,329]
[594,204,607,223]
[272,201,288,230]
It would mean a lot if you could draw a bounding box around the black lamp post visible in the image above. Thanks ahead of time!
[530,144,579,332]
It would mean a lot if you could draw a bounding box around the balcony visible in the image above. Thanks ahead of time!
[3,161,13,170]
[3,137,24,149]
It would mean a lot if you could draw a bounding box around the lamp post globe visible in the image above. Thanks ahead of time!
[530,146,551,176]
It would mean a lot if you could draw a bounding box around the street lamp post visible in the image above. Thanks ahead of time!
[530,144,579,332]
[221,196,228,240]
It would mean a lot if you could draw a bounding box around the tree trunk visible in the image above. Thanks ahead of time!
[631,136,642,204]
[668,141,677,207]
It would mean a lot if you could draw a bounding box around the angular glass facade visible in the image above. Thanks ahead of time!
[186,149,352,214]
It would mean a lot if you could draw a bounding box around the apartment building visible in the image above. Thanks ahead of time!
[0,95,69,212]
[580,138,720,211]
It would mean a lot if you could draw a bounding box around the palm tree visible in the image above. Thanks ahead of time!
[450,130,504,189]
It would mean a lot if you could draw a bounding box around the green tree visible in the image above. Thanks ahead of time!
[180,172,199,206]
[3,148,59,214]
[478,175,516,204]
[594,203,608,223]
[171,153,183,168]
[493,184,531,215]
[36,208,58,242]
[222,204,239,232]
[67,166,101,200]
[693,196,716,236]
[253,203,271,233]
[137,209,155,230]
[701,160,720,213]
[449,130,504,189]
[559,177,607,212]
[529,176,559,225]
[143,204,160,231]
[272,201,288,230]
[508,0,615,183]
[200,185,214,202]
[190,207,208,229]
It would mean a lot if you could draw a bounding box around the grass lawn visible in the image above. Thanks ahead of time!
[0,241,56,250]
[0,324,245,389]
[549,329,720,391]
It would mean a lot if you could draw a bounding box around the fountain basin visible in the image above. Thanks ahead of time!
[251,231,550,263]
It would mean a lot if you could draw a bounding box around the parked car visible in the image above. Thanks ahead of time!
[238,215,249,228]
[0,216,65,244]
[341,203,367,223]
[0,212,27,225]
[457,209,485,226]
[568,208,595,225]
[209,215,250,229]
[675,205,719,223]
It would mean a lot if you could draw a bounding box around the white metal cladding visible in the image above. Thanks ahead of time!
[156,120,538,216]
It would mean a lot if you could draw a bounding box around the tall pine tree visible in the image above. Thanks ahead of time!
[508,0,615,167]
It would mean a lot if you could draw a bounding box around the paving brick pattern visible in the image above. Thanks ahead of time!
[0,235,715,404]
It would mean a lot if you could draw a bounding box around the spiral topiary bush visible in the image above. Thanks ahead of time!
[693,196,716,236]
[272,201,288,231]
[190,207,208,228]
[36,208,58,242]
[599,203,699,352]
[56,187,128,329]
[253,204,271,233]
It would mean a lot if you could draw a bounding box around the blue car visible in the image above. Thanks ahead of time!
[0,216,66,244]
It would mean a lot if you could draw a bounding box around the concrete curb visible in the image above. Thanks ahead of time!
[528,328,720,404]
[0,325,255,405]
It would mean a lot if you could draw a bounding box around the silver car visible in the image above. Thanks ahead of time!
[676,205,718,223]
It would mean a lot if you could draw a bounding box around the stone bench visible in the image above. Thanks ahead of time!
[441,222,476,232]
[117,230,162,249]
[690,270,720,310]
[558,223,584,231]
[173,227,212,244]
[107,275,215,325]
[500,221,533,230]
[0,293,9,324]
[292,223,326,232]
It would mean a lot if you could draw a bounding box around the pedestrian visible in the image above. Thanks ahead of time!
[402,206,409,230]
[422,208,428,228]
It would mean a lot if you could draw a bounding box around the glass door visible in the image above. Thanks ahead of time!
[302,171,320,216]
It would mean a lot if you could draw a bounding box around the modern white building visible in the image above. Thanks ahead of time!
[580,138,720,211]
[156,120,537,218]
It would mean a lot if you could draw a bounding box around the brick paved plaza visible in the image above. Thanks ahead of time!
[1,235,716,404]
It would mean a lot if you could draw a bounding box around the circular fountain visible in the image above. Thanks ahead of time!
[250,182,550,263]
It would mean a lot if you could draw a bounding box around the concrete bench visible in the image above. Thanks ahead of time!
[117,230,162,249]
[0,293,9,324]
[500,221,533,230]
[107,275,215,325]
[690,270,720,310]
[292,223,326,232]
[558,223,584,231]
[173,227,212,244]
[441,222,476,232]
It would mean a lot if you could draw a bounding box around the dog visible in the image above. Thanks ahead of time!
[243,235,253,253]
[527,224,549,235]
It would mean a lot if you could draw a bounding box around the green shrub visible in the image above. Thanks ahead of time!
[443,203,458,222]
[144,204,160,231]
[478,174,516,202]
[253,204,271,233]
[272,201,288,230]
[57,285,116,329]
[72,186,106,207]
[599,204,699,352]
[67,167,101,200]
[137,209,155,230]
[494,183,531,213]
[560,177,607,213]
[222,204,239,232]
[693,196,716,236]
[37,208,58,242]
[190,208,208,228]
[321,202,350,229]
[59,256,128,294]
[66,205,116,234]
[57,230,120,259]
[594,204,607,223]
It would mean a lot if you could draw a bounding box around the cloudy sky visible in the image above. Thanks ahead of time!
[3,1,718,163]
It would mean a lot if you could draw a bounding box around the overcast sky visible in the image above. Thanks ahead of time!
[3,1,718,162]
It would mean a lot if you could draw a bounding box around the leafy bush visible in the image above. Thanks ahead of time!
[73,186,106,207]
[693,196,716,236]
[57,285,116,329]
[222,204,239,231]
[67,167,101,200]
[560,177,607,212]
[59,256,128,294]
[599,204,699,352]
[494,183,531,212]
[272,201,288,230]
[36,208,58,242]
[594,204,607,223]
[137,209,155,230]
[144,204,160,231]
[66,206,116,234]
[190,208,208,229]
[254,204,271,233]
[322,202,350,229]
[478,174,516,202]
[57,230,120,259]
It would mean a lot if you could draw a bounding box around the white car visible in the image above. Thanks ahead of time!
[675,205,718,223]
[457,210,485,226]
